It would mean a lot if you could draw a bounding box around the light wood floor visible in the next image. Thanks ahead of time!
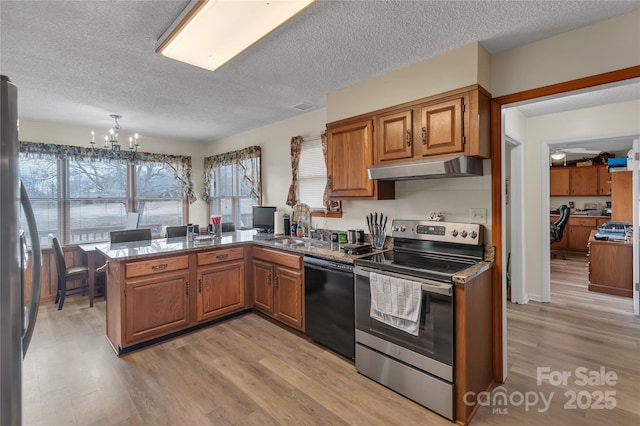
[23,254,640,425]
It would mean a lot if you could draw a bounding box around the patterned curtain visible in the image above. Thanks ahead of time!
[320,132,341,212]
[286,136,304,207]
[19,141,197,204]
[203,145,262,204]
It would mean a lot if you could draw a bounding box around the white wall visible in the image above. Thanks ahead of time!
[492,10,640,97]
[18,120,210,225]
[520,100,640,299]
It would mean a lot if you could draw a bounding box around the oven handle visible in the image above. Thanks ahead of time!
[354,266,453,296]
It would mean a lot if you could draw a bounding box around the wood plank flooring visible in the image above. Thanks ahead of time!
[23,253,640,425]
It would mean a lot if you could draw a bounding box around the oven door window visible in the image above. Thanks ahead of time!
[355,273,453,366]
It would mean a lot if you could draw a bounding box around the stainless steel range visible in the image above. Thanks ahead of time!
[353,219,484,420]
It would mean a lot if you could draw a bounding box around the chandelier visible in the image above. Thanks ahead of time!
[90,114,140,152]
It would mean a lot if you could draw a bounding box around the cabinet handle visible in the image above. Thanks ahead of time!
[216,254,228,260]
[421,127,427,145]
[186,281,189,296]
[268,273,272,286]
[151,263,168,270]
[406,130,411,147]
[199,279,202,293]
[275,276,279,288]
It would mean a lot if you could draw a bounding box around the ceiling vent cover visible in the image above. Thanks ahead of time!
[292,102,315,111]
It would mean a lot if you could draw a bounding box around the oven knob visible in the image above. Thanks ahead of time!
[460,230,468,238]
[392,225,399,232]
[470,231,478,239]
[400,226,406,232]
[451,230,458,237]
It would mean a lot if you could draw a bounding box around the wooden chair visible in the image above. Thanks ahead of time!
[110,228,152,243]
[50,235,89,310]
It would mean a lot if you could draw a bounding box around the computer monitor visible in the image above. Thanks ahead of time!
[252,206,276,233]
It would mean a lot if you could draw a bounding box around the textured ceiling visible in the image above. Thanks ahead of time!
[1,1,639,143]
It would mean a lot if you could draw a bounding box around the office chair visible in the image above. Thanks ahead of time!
[165,225,199,238]
[550,205,570,260]
[50,235,90,310]
[110,228,152,244]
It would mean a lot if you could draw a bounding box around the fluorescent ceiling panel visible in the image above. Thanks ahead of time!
[157,0,315,71]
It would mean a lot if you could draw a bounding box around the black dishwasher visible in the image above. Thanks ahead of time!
[304,256,355,360]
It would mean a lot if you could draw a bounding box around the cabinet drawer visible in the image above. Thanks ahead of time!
[126,255,189,279]
[197,246,244,266]
[253,246,302,270]
[569,217,596,227]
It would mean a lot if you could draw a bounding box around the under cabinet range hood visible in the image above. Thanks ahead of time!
[367,155,483,180]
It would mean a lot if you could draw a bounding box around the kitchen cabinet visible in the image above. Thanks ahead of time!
[598,168,611,195]
[196,247,245,323]
[550,166,610,196]
[252,246,304,331]
[611,171,632,223]
[550,215,610,253]
[124,255,191,345]
[549,168,570,196]
[373,86,490,164]
[326,118,395,200]
[588,231,632,297]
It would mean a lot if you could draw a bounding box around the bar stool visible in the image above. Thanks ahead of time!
[50,235,90,310]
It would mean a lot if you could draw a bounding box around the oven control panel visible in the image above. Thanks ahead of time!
[391,220,484,245]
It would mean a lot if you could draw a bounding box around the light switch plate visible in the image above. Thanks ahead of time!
[469,208,487,224]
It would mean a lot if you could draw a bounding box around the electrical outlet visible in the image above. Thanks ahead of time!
[469,208,487,224]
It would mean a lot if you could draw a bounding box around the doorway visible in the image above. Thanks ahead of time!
[491,68,640,382]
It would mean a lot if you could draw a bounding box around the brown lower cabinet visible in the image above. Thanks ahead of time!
[588,231,632,298]
[550,215,609,253]
[106,246,249,354]
[252,246,304,331]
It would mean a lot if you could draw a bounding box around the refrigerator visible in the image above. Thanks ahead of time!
[1,75,42,424]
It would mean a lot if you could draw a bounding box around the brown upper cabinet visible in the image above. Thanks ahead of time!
[550,166,609,197]
[374,86,489,164]
[326,85,489,200]
[326,119,395,200]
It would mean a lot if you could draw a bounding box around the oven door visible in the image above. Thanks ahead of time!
[354,266,454,368]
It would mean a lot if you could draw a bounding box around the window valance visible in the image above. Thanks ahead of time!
[19,141,197,204]
[203,145,262,204]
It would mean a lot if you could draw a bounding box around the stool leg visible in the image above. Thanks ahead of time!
[58,277,67,310]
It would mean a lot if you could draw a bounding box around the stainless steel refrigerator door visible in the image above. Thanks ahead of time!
[1,74,23,425]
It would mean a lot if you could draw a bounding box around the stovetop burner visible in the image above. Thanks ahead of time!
[354,219,485,282]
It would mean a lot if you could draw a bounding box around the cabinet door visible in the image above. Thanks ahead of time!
[597,167,611,195]
[125,270,190,345]
[570,167,598,195]
[253,259,274,314]
[197,260,245,322]
[549,168,570,196]
[419,97,464,156]
[327,119,375,198]
[274,266,304,331]
[376,109,413,162]
[611,171,632,223]
[568,226,594,252]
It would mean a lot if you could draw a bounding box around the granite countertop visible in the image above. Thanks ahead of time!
[452,261,492,284]
[96,230,386,264]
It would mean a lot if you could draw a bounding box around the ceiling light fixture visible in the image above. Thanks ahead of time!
[90,114,140,153]
[156,0,316,71]
[550,152,566,160]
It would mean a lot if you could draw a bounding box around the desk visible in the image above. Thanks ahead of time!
[587,231,632,297]
[78,243,109,307]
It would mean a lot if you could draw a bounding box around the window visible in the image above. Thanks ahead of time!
[136,161,184,230]
[297,138,326,210]
[67,157,128,243]
[204,146,262,229]
[19,153,59,247]
[19,142,195,245]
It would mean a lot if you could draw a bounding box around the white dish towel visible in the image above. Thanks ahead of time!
[369,271,422,336]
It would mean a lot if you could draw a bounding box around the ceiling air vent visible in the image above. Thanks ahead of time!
[292,102,315,111]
